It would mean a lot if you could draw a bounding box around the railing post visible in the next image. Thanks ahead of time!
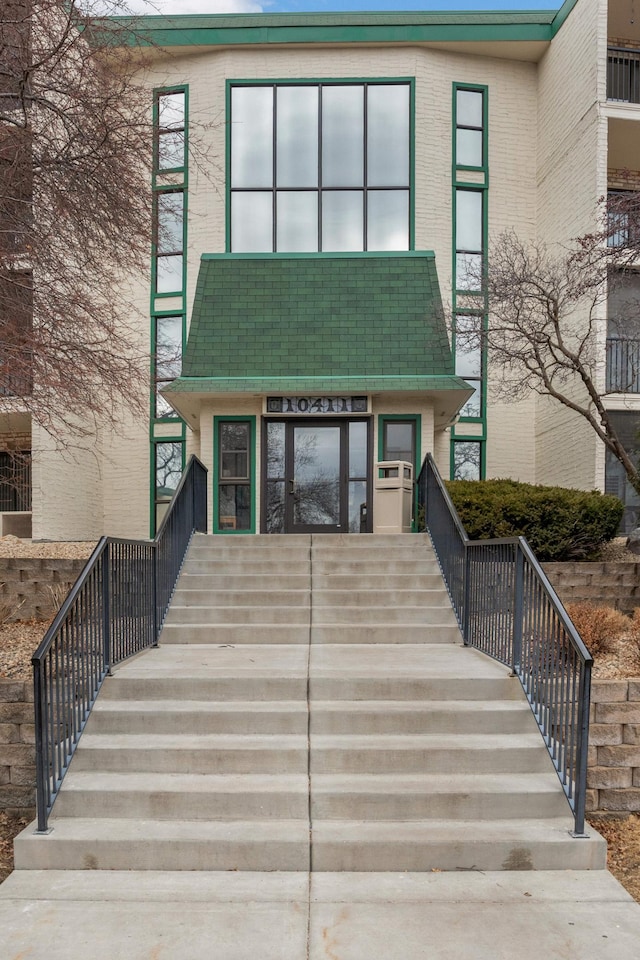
[152,542,159,646]
[33,664,50,833]
[512,545,524,676]
[102,541,111,675]
[572,663,591,837]
[462,547,470,644]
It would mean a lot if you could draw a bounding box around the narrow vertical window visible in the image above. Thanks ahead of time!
[454,314,483,418]
[455,189,483,291]
[456,88,484,168]
[453,441,482,481]
[154,315,182,418]
[156,91,186,171]
[155,440,183,529]
[217,420,253,532]
[451,83,488,480]
[155,190,184,295]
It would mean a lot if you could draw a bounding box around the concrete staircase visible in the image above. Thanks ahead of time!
[14,533,605,873]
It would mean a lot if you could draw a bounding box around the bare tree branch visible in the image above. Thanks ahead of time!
[0,0,155,444]
[480,218,640,496]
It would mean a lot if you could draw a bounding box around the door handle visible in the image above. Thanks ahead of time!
[288,479,296,495]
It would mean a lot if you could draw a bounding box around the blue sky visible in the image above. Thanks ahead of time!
[127,0,562,16]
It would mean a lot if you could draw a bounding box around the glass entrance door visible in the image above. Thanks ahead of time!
[264,419,370,534]
[286,422,343,533]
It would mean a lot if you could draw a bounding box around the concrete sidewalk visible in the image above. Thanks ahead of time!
[2,869,640,959]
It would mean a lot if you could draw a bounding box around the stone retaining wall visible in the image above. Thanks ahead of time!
[587,679,640,814]
[0,680,35,816]
[0,559,85,621]
[543,562,640,616]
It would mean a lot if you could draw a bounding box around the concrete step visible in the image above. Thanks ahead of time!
[311,589,450,606]
[309,733,551,774]
[308,645,519,699]
[310,819,606,872]
[14,818,311,871]
[164,606,311,625]
[71,733,308,774]
[310,700,536,735]
[104,645,309,701]
[312,574,447,590]
[309,624,462,644]
[88,700,309,735]
[311,557,437,570]
[159,624,310,644]
[311,772,571,820]
[186,545,310,561]
[311,534,431,546]
[181,560,310,576]
[171,589,310,607]
[311,606,458,626]
[311,546,436,560]
[54,772,309,820]
[175,574,311,592]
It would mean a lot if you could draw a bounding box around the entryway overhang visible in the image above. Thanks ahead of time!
[163,251,473,423]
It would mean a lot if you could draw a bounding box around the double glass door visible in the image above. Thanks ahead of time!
[264,419,369,533]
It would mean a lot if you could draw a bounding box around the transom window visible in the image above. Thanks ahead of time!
[229,82,411,253]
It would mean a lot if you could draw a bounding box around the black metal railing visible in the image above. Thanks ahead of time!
[606,337,640,392]
[417,454,593,836]
[608,47,640,103]
[32,455,207,832]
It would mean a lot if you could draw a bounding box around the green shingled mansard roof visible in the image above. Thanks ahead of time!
[166,252,468,400]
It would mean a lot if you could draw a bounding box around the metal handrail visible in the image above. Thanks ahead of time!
[32,455,208,832]
[417,453,593,835]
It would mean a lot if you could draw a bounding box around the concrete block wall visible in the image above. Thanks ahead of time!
[0,559,86,621]
[543,562,640,616]
[587,680,640,814]
[0,680,35,815]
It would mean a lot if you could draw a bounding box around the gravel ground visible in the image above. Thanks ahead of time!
[0,536,95,559]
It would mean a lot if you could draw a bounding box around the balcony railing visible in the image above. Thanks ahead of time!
[0,452,31,511]
[606,337,640,392]
[608,47,640,103]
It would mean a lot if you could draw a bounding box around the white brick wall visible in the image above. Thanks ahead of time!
[33,20,616,537]
[533,0,606,489]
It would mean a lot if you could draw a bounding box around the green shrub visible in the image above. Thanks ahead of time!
[445,478,623,562]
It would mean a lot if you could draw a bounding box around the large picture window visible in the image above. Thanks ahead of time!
[230,81,411,253]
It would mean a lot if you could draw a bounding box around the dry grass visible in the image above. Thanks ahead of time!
[0,812,30,885]
[588,815,640,903]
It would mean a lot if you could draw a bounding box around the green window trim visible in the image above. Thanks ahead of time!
[152,85,190,185]
[451,82,488,481]
[213,416,257,535]
[152,311,186,422]
[377,414,421,531]
[150,86,189,533]
[225,77,415,255]
[450,437,485,482]
[150,434,185,538]
[452,82,489,178]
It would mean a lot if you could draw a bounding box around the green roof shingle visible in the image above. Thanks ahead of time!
[175,252,458,391]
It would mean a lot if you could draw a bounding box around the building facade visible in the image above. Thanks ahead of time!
[4,0,640,539]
